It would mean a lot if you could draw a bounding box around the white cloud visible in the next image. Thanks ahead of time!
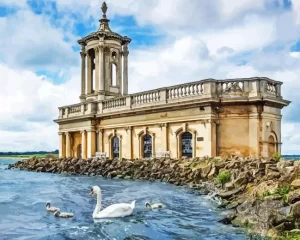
[0,7,78,72]
[0,0,300,154]
[0,63,79,151]
[291,0,300,25]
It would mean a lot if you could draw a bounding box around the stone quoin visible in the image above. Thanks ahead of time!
[53,2,291,160]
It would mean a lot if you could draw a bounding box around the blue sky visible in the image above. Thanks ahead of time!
[0,0,300,154]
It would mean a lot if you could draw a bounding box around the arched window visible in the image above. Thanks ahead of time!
[112,136,120,158]
[143,134,152,158]
[111,63,117,86]
[181,132,193,158]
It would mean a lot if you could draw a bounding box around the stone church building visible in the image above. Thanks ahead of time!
[54,2,290,160]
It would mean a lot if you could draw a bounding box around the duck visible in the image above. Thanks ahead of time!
[46,202,60,212]
[90,185,136,218]
[145,201,164,209]
[54,210,74,218]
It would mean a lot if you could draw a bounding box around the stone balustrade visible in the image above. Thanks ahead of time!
[57,77,283,119]
[167,82,204,99]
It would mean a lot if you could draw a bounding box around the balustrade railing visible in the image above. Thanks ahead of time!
[266,81,277,96]
[69,104,81,113]
[103,97,126,110]
[58,78,283,119]
[167,82,203,99]
[131,90,160,105]
[220,81,244,93]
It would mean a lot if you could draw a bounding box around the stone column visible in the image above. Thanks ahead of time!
[117,53,122,94]
[80,52,86,100]
[87,130,96,158]
[58,132,66,158]
[95,47,99,92]
[122,46,129,95]
[97,129,103,152]
[104,48,110,91]
[81,130,87,159]
[87,52,92,94]
[65,132,71,158]
[99,46,104,91]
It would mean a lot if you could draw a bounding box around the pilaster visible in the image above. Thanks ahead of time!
[65,132,71,158]
[193,130,197,158]
[127,126,132,159]
[58,132,66,158]
[96,129,104,152]
[161,123,168,152]
[87,130,96,158]
[81,130,87,159]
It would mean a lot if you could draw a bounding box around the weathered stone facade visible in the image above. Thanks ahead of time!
[54,2,290,160]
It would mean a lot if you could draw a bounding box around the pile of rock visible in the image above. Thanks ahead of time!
[8,156,300,238]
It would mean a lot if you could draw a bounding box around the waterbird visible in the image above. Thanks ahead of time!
[46,202,60,212]
[145,202,164,209]
[54,210,74,218]
[90,185,136,218]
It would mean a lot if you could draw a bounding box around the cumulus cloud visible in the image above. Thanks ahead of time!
[0,5,78,72]
[0,0,299,154]
[0,63,79,151]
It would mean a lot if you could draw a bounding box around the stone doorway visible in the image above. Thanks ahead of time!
[143,134,152,158]
[181,132,193,158]
[112,136,120,159]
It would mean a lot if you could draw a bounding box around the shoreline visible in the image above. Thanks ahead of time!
[8,156,300,239]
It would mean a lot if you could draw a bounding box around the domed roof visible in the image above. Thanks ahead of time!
[78,1,131,46]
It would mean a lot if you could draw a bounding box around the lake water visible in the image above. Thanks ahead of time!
[0,159,247,240]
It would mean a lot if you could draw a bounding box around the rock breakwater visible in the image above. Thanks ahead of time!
[8,156,300,239]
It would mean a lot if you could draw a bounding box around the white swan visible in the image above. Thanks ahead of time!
[90,185,136,218]
[54,210,74,218]
[145,202,164,209]
[46,202,60,212]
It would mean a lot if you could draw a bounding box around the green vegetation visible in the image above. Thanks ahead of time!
[189,161,208,169]
[216,170,231,188]
[259,185,291,203]
[273,152,282,161]
[0,150,58,159]
[276,231,300,240]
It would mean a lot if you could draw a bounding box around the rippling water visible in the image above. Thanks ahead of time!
[0,159,247,240]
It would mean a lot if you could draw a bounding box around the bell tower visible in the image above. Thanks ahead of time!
[78,1,131,101]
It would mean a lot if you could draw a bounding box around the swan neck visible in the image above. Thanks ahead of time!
[95,192,102,213]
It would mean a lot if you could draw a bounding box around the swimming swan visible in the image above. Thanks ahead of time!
[145,202,164,209]
[90,185,136,219]
[46,202,60,212]
[54,210,74,218]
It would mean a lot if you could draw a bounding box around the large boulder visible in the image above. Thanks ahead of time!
[291,179,300,189]
[290,201,300,218]
[200,163,212,178]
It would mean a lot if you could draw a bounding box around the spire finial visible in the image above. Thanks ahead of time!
[101,2,108,18]
[98,1,111,32]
